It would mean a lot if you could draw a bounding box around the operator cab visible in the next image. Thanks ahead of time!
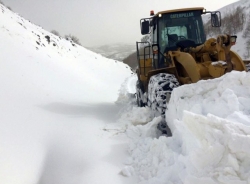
[140,7,221,69]
[157,10,205,52]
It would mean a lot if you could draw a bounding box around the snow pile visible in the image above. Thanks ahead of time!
[116,74,154,126]
[166,71,250,126]
[122,71,250,184]
[116,73,137,105]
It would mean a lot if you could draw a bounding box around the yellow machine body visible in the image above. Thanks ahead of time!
[137,12,246,91]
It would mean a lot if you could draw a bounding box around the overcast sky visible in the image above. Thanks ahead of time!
[4,0,239,47]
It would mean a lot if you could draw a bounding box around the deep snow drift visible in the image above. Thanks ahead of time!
[118,71,250,184]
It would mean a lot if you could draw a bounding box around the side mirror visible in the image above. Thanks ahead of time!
[141,19,150,35]
[211,11,221,27]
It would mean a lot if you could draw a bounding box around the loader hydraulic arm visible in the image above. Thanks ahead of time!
[216,35,232,60]
[216,34,236,72]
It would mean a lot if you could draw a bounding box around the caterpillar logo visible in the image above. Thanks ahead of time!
[170,12,194,18]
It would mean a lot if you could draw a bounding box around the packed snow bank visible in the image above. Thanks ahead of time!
[121,71,250,184]
[115,74,154,126]
[166,71,250,131]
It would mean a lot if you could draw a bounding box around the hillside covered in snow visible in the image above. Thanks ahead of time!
[1,2,250,184]
[203,0,250,59]
[0,4,135,184]
[87,43,136,62]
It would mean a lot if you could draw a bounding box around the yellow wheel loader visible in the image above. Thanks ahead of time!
[135,7,247,134]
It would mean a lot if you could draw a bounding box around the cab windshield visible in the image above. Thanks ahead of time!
[158,10,206,52]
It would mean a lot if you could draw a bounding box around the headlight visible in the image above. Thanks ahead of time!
[230,36,237,45]
[152,45,158,52]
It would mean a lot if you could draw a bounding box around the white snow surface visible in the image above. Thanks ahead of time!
[121,71,250,184]
[1,3,250,184]
[202,0,250,59]
[0,4,135,184]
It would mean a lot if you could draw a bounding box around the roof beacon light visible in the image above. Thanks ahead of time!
[150,10,154,16]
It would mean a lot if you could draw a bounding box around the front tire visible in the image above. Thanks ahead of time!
[147,73,180,116]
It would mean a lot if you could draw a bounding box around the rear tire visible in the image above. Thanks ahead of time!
[147,73,180,116]
[246,63,250,72]
[136,80,145,107]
